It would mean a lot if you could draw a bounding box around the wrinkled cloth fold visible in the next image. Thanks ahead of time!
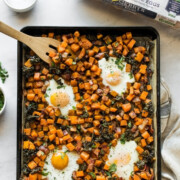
[161,79,180,180]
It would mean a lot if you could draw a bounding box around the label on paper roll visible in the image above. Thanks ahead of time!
[97,0,180,28]
[166,0,180,15]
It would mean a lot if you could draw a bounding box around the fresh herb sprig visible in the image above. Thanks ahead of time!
[115,56,125,70]
[0,90,4,110]
[0,62,8,83]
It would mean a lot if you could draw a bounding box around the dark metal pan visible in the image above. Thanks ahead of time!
[17,26,160,180]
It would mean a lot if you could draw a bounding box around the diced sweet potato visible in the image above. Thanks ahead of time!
[28,161,37,170]
[71,43,80,52]
[122,103,131,112]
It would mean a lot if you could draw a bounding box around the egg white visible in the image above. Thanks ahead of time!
[43,146,79,180]
[107,140,139,180]
[45,78,77,116]
[98,57,135,94]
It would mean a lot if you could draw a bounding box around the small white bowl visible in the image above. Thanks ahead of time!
[0,87,6,115]
[3,0,37,13]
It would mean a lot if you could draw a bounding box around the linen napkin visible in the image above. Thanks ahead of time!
[161,79,180,180]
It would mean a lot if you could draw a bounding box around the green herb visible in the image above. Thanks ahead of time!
[72,62,76,65]
[54,177,57,180]
[120,133,126,144]
[115,42,119,47]
[111,100,115,105]
[118,65,124,70]
[80,96,83,100]
[130,171,134,176]
[44,93,49,98]
[72,106,76,110]
[62,171,65,174]
[109,163,117,173]
[47,88,51,91]
[129,72,133,79]
[128,121,132,128]
[51,61,55,67]
[80,111,89,118]
[105,171,111,177]
[89,172,96,179]
[41,77,45,81]
[45,161,48,165]
[100,149,105,155]
[57,85,66,89]
[77,124,81,131]
[0,90,4,110]
[115,56,125,70]
[53,148,57,153]
[41,171,49,176]
[40,151,45,156]
[108,143,112,147]
[0,62,8,83]
[64,150,69,154]
[61,152,66,159]
[43,142,47,147]
[92,144,96,149]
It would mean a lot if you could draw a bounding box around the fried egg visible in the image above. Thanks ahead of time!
[107,140,139,180]
[98,57,135,94]
[45,78,77,115]
[43,146,79,180]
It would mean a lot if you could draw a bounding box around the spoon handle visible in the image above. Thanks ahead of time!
[0,21,31,45]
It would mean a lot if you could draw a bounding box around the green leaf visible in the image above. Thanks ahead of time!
[92,144,96,149]
[64,150,69,154]
[111,100,115,105]
[129,72,133,79]
[115,56,125,70]
[61,152,66,159]
[109,163,117,173]
[72,106,76,110]
[44,93,49,98]
[57,85,66,89]
[128,121,132,128]
[0,62,9,83]
[41,171,49,176]
[0,90,4,110]
[120,133,126,144]
[105,171,111,177]
[51,61,55,67]
[89,172,96,179]
[77,124,81,131]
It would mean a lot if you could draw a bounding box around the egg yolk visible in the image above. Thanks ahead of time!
[50,92,70,108]
[106,71,121,86]
[115,153,131,166]
[51,152,69,170]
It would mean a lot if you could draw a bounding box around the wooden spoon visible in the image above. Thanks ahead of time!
[0,21,60,64]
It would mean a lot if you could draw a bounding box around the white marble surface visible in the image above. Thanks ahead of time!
[0,0,180,179]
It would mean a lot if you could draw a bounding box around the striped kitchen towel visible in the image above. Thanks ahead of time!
[161,79,180,180]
